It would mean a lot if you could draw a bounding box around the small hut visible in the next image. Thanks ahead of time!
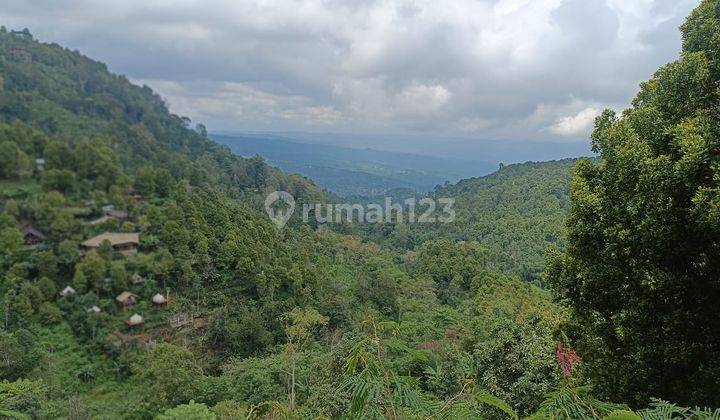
[152,293,168,306]
[116,291,137,309]
[22,226,47,246]
[35,158,45,171]
[87,306,102,313]
[125,313,144,327]
[60,286,76,297]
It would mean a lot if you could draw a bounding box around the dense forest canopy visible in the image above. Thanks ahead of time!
[347,159,577,283]
[546,0,720,408]
[1,1,720,418]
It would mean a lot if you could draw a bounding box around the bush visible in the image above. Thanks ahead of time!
[157,401,216,420]
[38,302,63,325]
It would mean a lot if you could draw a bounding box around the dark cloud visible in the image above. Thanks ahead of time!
[0,0,700,140]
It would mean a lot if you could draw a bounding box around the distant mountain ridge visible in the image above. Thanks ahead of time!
[216,131,593,162]
[213,133,497,196]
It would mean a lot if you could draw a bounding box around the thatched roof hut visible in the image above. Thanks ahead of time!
[125,313,144,326]
[152,294,167,305]
[60,286,76,297]
[116,291,138,308]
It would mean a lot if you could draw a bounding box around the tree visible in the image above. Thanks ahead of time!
[345,319,429,419]
[37,302,62,324]
[195,123,208,138]
[546,0,720,406]
[0,329,41,380]
[56,239,79,268]
[49,211,78,239]
[0,379,47,419]
[37,277,56,300]
[157,401,216,420]
[280,307,328,409]
[0,227,23,266]
[34,250,58,279]
[75,252,106,294]
[154,168,175,198]
[0,141,30,179]
[2,200,19,220]
[8,294,33,327]
[135,165,156,197]
[41,169,76,193]
[108,261,128,293]
[72,269,88,294]
[20,283,44,307]
[133,343,203,411]
[43,141,74,170]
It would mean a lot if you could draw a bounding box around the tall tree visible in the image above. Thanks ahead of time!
[280,307,328,409]
[547,0,720,407]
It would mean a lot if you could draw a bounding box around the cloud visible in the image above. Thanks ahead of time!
[550,107,602,137]
[0,0,701,140]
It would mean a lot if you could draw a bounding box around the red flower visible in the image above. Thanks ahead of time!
[556,341,582,380]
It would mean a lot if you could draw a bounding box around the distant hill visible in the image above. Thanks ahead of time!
[222,131,593,164]
[213,133,496,196]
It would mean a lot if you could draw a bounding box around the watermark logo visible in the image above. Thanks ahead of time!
[265,191,455,229]
[265,190,296,229]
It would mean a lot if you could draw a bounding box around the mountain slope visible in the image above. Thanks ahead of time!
[359,158,581,281]
[0,28,322,201]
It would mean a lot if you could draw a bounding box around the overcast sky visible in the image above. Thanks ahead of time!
[1,0,700,142]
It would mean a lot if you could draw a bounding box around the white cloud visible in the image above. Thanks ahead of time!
[550,107,601,137]
[0,0,701,139]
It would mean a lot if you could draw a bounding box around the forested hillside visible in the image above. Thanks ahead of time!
[0,27,322,202]
[2,3,720,418]
[355,159,578,282]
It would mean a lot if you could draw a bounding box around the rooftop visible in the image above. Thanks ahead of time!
[83,232,139,248]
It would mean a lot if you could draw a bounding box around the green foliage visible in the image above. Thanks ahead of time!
[528,386,627,420]
[157,401,217,420]
[220,355,286,407]
[344,319,429,419]
[474,390,519,420]
[0,141,32,179]
[0,379,46,419]
[546,0,720,406]
[0,227,23,266]
[133,343,204,411]
[0,329,41,381]
[212,400,248,419]
[361,159,576,281]
[639,398,720,419]
[37,302,62,325]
